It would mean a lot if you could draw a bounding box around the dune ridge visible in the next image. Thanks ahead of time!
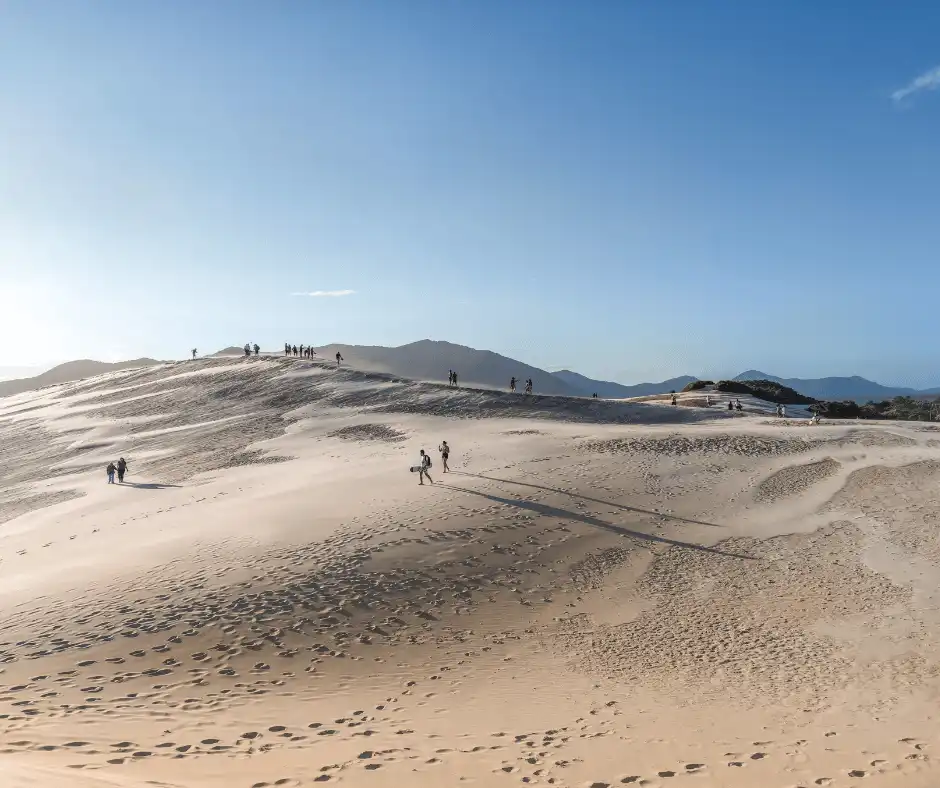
[0,355,938,787]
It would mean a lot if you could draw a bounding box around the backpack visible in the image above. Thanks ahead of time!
[426,457,432,468]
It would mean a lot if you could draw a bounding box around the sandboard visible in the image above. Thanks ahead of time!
[409,465,423,473]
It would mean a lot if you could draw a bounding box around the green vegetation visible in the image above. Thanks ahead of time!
[812,396,940,421]
[715,379,816,405]
[682,380,713,392]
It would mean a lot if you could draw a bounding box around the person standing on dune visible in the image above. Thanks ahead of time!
[510,376,516,393]
[192,348,197,359]
[418,449,433,485]
[117,457,128,483]
[336,351,343,366]
[253,343,260,355]
[438,440,450,473]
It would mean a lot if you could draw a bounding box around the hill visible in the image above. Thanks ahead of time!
[551,370,698,398]
[0,358,162,399]
[313,339,581,396]
[734,370,919,402]
[716,379,817,405]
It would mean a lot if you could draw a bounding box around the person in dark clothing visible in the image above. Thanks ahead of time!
[452,371,458,388]
[244,344,251,357]
[728,400,734,411]
[117,457,128,483]
[253,343,260,355]
[336,351,343,366]
[510,376,516,393]
[418,449,433,485]
[106,462,116,484]
[192,348,197,359]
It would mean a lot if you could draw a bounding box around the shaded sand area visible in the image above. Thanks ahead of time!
[0,356,938,787]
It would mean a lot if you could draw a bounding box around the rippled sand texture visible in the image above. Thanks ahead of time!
[0,355,938,787]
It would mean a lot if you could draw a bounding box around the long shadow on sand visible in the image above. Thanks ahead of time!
[437,484,753,560]
[119,482,182,490]
[453,472,724,529]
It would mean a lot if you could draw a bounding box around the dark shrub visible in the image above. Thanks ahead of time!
[715,379,816,405]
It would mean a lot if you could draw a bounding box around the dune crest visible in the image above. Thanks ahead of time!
[0,355,938,787]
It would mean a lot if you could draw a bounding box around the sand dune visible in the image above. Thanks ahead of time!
[0,359,161,399]
[0,354,938,787]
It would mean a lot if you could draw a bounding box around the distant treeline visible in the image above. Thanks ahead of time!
[811,396,940,421]
[680,378,940,420]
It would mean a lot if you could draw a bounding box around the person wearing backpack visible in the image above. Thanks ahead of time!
[418,449,433,485]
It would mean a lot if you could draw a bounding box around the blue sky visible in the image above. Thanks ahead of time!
[2,2,940,386]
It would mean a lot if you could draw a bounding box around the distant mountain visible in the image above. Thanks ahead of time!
[314,340,581,396]
[733,370,920,402]
[0,359,162,399]
[552,370,698,398]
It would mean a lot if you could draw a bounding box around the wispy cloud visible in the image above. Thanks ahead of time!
[892,65,940,103]
[290,290,356,297]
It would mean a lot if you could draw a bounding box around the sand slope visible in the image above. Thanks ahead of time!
[0,355,938,787]
[0,359,161,399]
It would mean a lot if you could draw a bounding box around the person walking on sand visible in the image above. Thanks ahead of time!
[452,370,458,388]
[438,440,450,473]
[510,376,516,393]
[192,348,197,360]
[253,343,260,355]
[448,370,454,387]
[418,449,433,485]
[336,351,343,366]
[106,461,116,484]
[117,457,128,483]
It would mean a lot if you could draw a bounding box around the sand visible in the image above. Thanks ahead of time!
[0,355,937,787]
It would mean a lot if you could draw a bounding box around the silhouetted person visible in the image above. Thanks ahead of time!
[452,371,458,387]
[438,441,450,473]
[117,457,128,483]
[192,348,197,359]
[336,351,343,366]
[285,343,290,356]
[510,376,516,393]
[253,343,260,355]
[299,344,304,357]
[244,343,251,357]
[418,449,433,485]
[448,370,454,387]
[106,462,116,484]
[292,345,298,356]
[728,400,734,411]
